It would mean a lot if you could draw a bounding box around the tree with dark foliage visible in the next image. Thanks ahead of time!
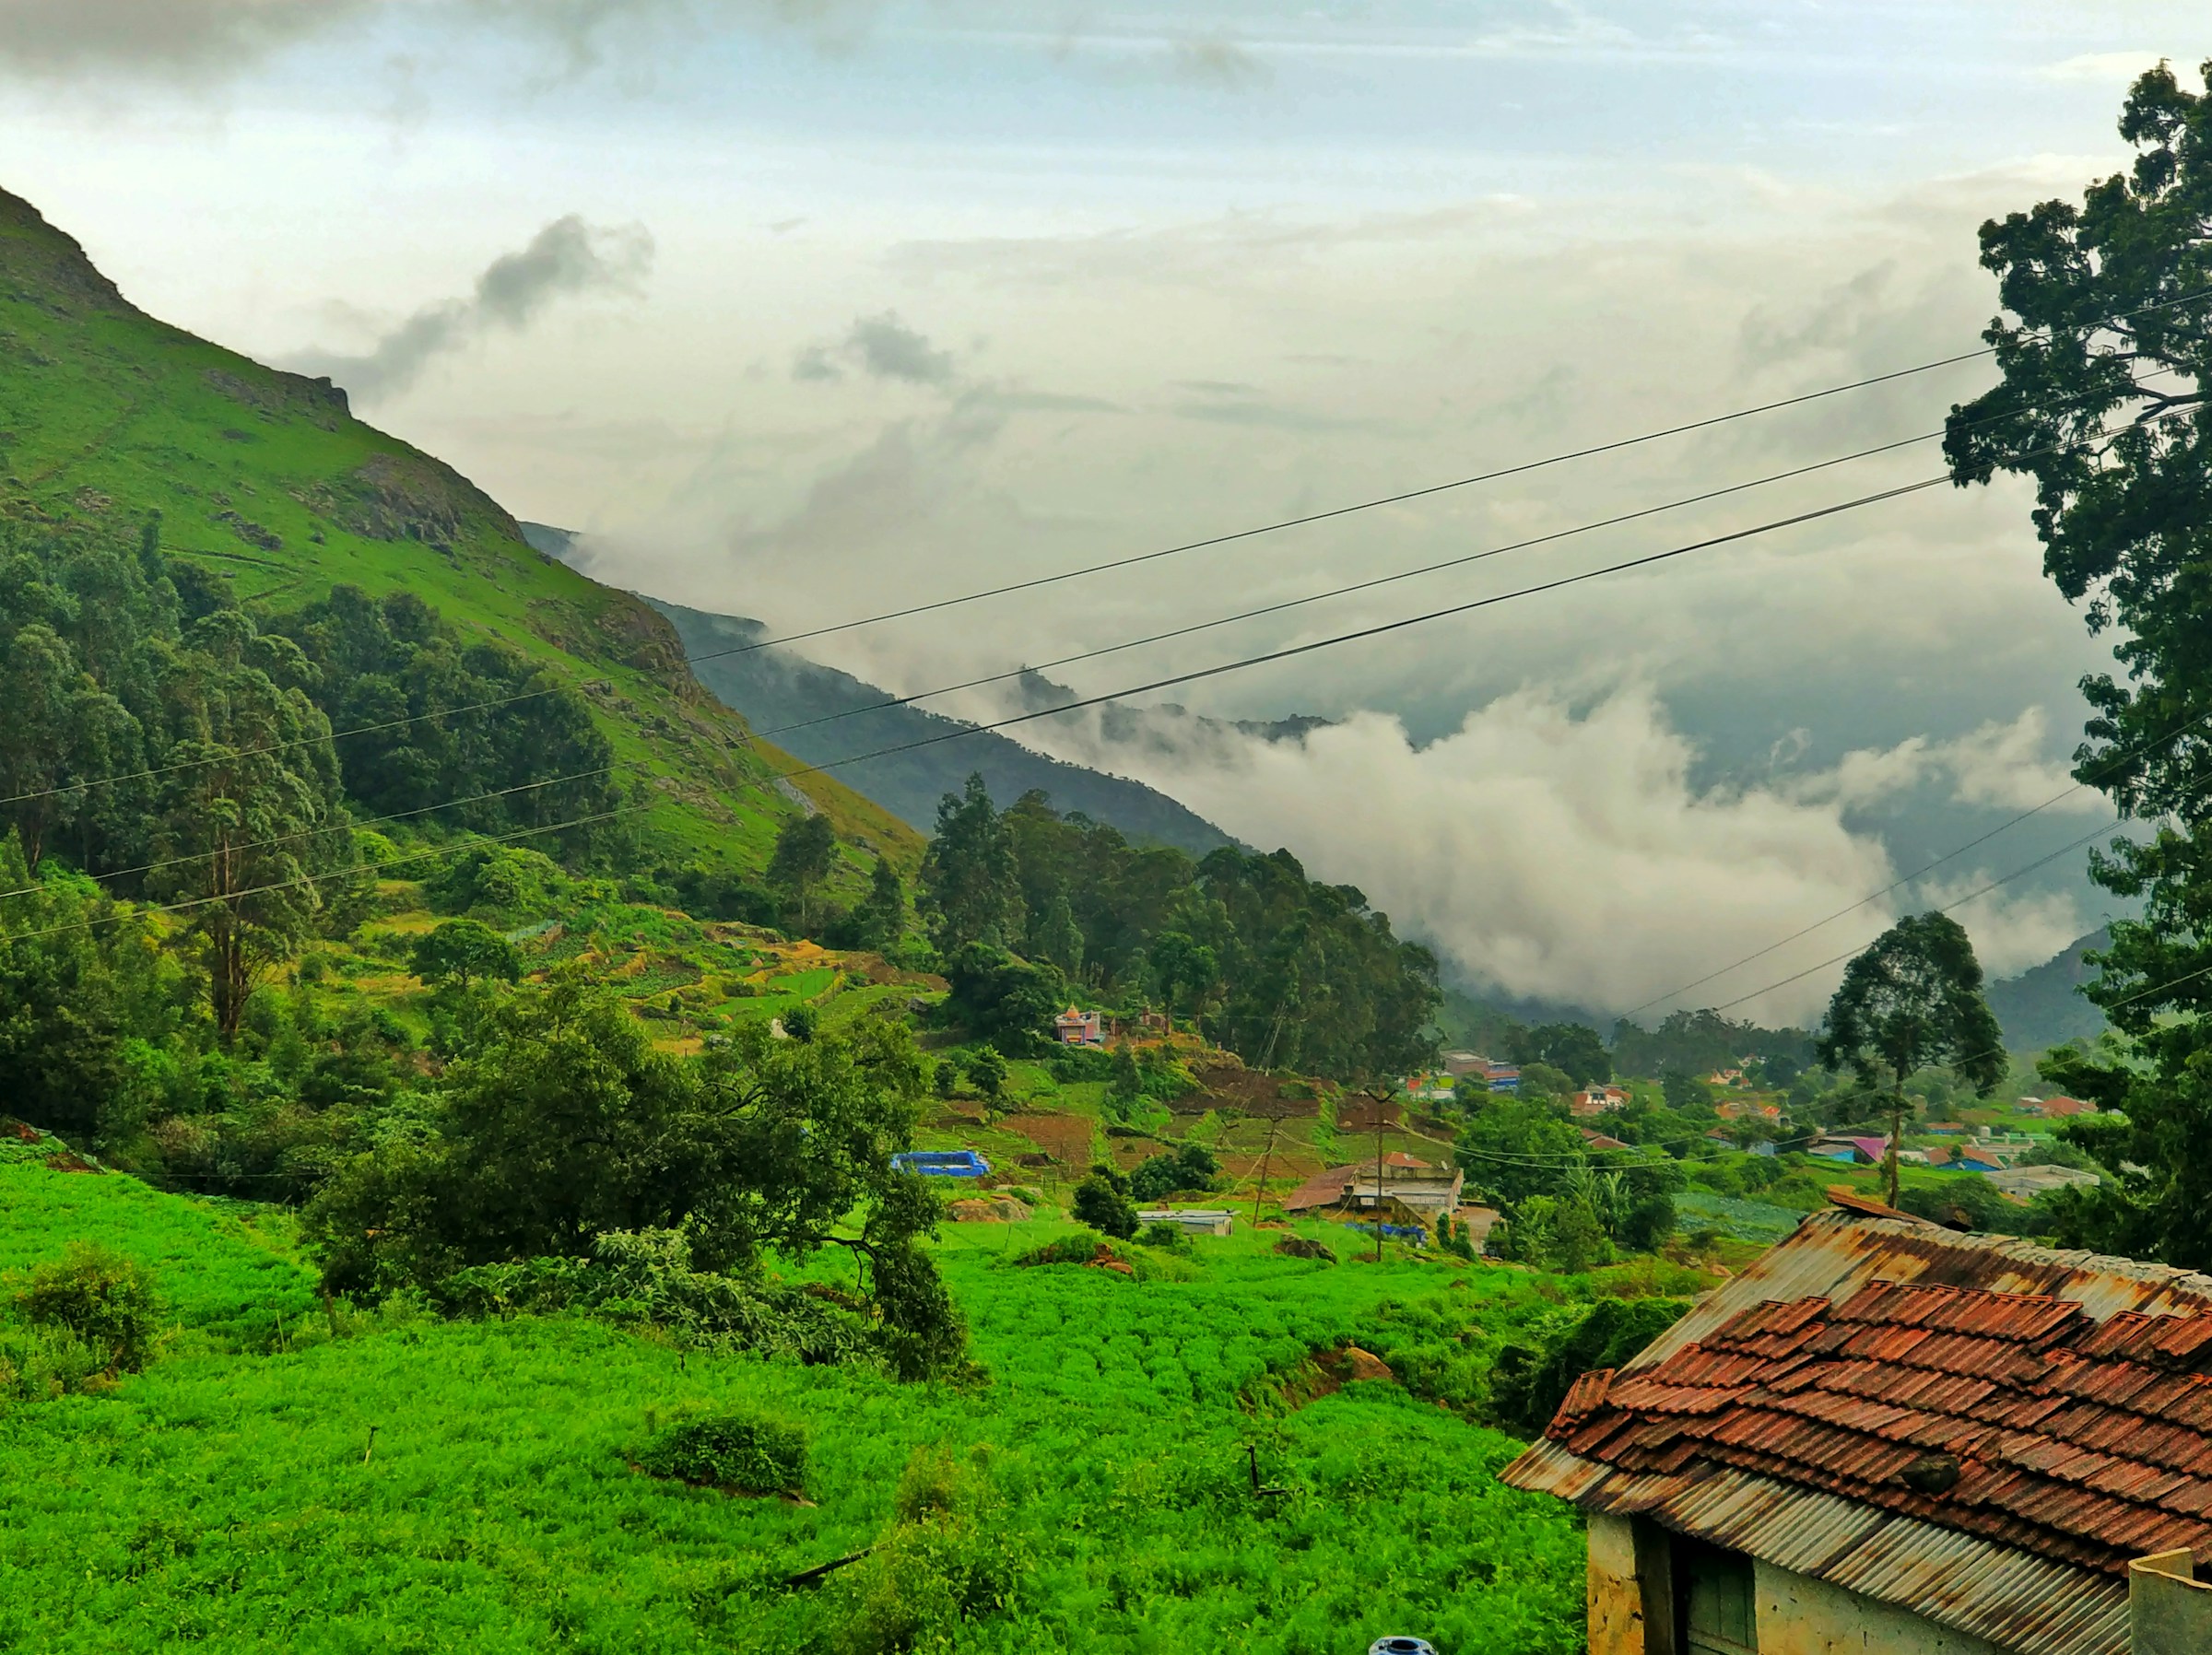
[1818,913,2005,1209]
[1944,61,2212,1267]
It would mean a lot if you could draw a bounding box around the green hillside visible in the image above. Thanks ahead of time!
[0,1156,1587,1654]
[0,186,917,879]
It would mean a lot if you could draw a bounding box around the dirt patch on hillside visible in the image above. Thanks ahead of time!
[1002,1112,1096,1168]
[1173,1065,1323,1119]
[1253,1344,1398,1414]
[1335,1097,1403,1133]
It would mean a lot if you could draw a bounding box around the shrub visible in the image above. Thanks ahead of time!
[1013,1235,1108,1267]
[636,1408,807,1496]
[1619,1192,1677,1253]
[1072,1166,1139,1238]
[0,1326,115,1402]
[1138,1220,1189,1251]
[841,1446,1021,1654]
[1490,1297,1688,1435]
[1127,1142,1218,1203]
[12,1243,162,1373]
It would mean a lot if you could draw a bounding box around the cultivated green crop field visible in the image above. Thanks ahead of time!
[0,1171,1584,1653]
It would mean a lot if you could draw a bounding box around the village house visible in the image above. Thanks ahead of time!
[1573,1086,1633,1118]
[1714,1099,1782,1123]
[1052,1005,1104,1047]
[1807,1134,1888,1166]
[1484,1062,1522,1093]
[2018,1095,2101,1120]
[1441,1050,1487,1078]
[1983,1164,2103,1203]
[1281,1154,1476,1227]
[1503,1197,2212,1655]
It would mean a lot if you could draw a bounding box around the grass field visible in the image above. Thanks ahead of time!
[0,1168,1586,1654]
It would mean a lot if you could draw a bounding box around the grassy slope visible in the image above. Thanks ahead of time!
[0,187,918,880]
[0,1169,1583,1654]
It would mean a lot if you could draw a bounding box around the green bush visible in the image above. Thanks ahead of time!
[1128,1141,1219,1202]
[635,1408,807,1496]
[1012,1235,1107,1267]
[11,1242,162,1373]
[1490,1297,1688,1435]
[0,1325,114,1402]
[841,1445,1022,1653]
[1072,1165,1139,1238]
[1139,1220,1190,1251]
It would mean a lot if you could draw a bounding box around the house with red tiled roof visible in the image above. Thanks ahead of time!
[1502,1199,2212,1655]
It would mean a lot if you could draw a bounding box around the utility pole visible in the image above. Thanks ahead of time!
[1252,1109,1283,1229]
[1367,1083,1396,1265]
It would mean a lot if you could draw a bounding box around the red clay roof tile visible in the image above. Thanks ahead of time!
[1538,1269,2212,1579]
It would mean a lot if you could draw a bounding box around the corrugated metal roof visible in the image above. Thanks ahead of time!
[1502,1209,2212,1654]
[1504,1441,2131,1655]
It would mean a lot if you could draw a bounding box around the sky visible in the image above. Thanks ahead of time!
[6,2,2206,1024]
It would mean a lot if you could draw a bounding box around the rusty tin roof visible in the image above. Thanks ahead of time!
[1502,1209,2212,1655]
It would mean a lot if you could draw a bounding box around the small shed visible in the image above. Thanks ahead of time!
[1136,1208,1233,1238]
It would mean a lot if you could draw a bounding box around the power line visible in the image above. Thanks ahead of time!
[9,293,2202,818]
[748,370,2179,746]
[1623,730,2205,1019]
[0,768,615,904]
[1700,816,2130,1016]
[749,391,2202,789]
[677,284,2212,665]
[764,475,1950,788]
[0,801,649,947]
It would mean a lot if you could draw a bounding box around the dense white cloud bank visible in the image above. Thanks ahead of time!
[1017,690,2087,1026]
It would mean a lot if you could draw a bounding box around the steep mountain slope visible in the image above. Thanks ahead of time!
[526,525,1234,854]
[1986,929,2112,1052]
[0,187,917,875]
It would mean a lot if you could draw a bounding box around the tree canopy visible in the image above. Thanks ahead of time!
[1818,912,2005,1204]
[1943,62,2212,1266]
[921,781,1437,1081]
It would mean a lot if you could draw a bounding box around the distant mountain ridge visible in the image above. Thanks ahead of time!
[523,527,1236,855]
[1986,930,2112,1052]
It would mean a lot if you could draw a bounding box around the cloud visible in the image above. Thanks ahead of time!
[1000,688,2088,1022]
[292,214,653,402]
[1791,710,2103,816]
[2035,51,2177,85]
[1008,688,1911,1023]
[0,0,371,76]
[0,0,879,81]
[1166,36,1269,89]
[792,311,959,386]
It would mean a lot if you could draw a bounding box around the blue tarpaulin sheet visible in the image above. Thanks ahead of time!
[892,1150,991,1178]
[1343,1222,1428,1247]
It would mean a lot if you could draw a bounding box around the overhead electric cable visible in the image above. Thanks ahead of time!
[749,370,2182,745]
[0,767,616,904]
[760,475,1950,787]
[9,290,2204,816]
[2,801,651,946]
[1699,816,2131,1016]
[1624,705,2212,1019]
[680,284,2212,664]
